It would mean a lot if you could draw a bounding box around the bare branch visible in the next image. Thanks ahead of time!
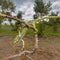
[0,13,35,31]
[7,50,33,59]
[35,34,39,49]
[26,55,33,60]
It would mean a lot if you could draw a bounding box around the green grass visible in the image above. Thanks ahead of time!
[0,25,17,36]
[44,25,60,36]
[26,25,60,36]
[44,30,60,36]
[0,24,60,36]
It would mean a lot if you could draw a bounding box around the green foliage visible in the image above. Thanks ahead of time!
[0,24,17,36]
[1,0,15,12]
[44,1,52,15]
[0,0,2,5]
[34,0,52,37]
[33,14,38,19]
[49,12,59,32]
[26,28,35,36]
[0,0,15,28]
[6,12,14,27]
[44,24,60,36]
[34,0,44,16]
[0,17,4,28]
[36,21,45,37]
[0,23,60,36]
[15,11,23,30]
[34,0,52,16]
[17,11,22,19]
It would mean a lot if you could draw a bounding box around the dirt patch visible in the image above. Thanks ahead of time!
[0,36,60,60]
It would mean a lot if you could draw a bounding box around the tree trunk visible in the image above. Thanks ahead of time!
[35,34,39,49]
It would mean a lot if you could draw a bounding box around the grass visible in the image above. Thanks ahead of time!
[44,30,60,36]
[0,24,60,36]
[44,25,60,36]
[0,25,17,36]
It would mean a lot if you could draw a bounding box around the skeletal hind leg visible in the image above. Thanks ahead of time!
[21,39,25,50]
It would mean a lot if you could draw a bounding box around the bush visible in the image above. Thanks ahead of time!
[36,21,45,37]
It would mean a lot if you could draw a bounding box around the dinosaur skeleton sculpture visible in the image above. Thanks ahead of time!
[13,20,38,50]
[13,16,60,50]
[14,28,27,50]
[0,13,60,59]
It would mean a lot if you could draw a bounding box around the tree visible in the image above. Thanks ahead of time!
[0,0,15,26]
[34,0,51,17]
[1,0,15,13]
[0,17,3,28]
[34,0,52,37]
[33,0,52,49]
[15,11,23,30]
[49,12,58,32]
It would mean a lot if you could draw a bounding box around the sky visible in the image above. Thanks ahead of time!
[11,0,60,20]
[3,0,60,24]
